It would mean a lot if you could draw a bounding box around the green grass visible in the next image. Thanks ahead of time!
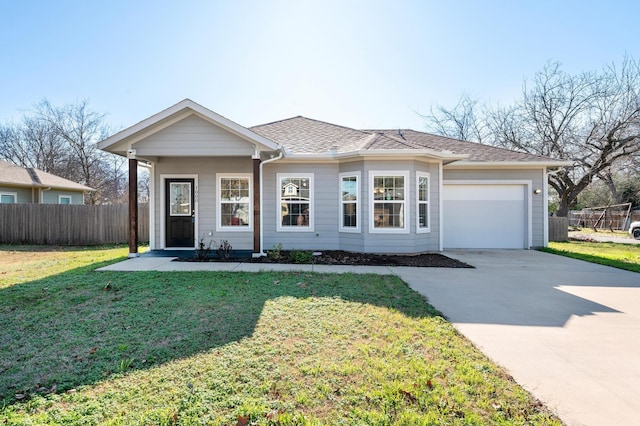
[0,246,561,425]
[569,227,632,238]
[541,241,640,273]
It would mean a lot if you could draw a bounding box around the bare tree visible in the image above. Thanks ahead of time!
[1,99,127,204]
[423,58,640,217]
[0,117,66,174]
[489,59,640,216]
[33,100,113,204]
[421,94,486,142]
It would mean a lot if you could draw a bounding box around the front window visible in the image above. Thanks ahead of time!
[340,172,360,232]
[0,193,16,204]
[370,172,408,233]
[59,196,72,205]
[417,172,430,232]
[217,175,251,230]
[278,174,313,231]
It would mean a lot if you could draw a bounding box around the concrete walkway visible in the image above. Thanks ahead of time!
[97,251,640,426]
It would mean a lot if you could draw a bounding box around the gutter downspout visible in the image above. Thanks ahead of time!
[256,148,284,256]
[40,187,51,204]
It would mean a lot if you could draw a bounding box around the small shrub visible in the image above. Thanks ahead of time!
[266,243,283,261]
[290,250,313,264]
[216,240,232,259]
[196,238,212,260]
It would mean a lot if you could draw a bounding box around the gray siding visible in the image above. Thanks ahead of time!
[443,168,546,247]
[263,162,340,251]
[153,157,254,249]
[134,115,255,157]
[42,190,84,204]
[0,186,32,203]
[338,161,365,252]
[361,160,440,253]
[263,159,441,254]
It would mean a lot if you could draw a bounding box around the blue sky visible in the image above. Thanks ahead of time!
[1,0,638,133]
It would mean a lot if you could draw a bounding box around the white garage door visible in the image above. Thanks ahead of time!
[443,184,527,249]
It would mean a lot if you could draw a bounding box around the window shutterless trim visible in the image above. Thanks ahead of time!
[339,171,360,233]
[216,173,253,232]
[58,195,72,205]
[368,170,409,234]
[0,192,17,204]
[276,173,314,232]
[416,172,431,233]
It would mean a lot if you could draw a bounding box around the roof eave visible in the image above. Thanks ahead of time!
[445,160,572,169]
[0,181,94,191]
[282,149,469,161]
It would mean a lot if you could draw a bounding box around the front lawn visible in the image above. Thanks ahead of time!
[541,241,640,273]
[0,246,561,425]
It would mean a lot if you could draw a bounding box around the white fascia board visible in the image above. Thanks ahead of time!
[98,99,279,154]
[445,160,572,169]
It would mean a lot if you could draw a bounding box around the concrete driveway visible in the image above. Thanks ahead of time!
[394,250,640,426]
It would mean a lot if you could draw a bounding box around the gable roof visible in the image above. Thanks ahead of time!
[98,99,280,156]
[251,116,566,165]
[0,160,94,191]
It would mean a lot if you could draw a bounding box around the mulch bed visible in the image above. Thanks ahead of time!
[178,250,473,268]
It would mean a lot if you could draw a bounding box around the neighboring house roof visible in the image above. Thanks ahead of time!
[251,116,567,165]
[0,160,94,191]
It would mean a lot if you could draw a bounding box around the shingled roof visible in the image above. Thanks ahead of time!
[0,160,94,191]
[251,116,557,163]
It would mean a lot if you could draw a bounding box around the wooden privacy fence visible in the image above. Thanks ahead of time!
[548,216,569,242]
[0,203,149,245]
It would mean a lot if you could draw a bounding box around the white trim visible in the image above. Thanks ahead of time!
[276,173,314,232]
[216,173,253,232]
[0,191,17,203]
[149,163,156,249]
[444,161,571,169]
[58,195,72,205]
[160,174,198,249]
[416,172,431,233]
[438,162,444,251]
[368,170,410,234]
[338,171,361,233]
[543,168,549,247]
[443,180,533,249]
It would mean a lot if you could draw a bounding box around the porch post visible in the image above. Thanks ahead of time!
[253,158,261,254]
[128,158,139,257]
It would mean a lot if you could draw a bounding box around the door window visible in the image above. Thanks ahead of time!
[170,182,192,216]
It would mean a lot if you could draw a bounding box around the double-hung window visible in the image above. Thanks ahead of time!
[217,174,252,231]
[277,174,313,231]
[339,172,360,232]
[416,172,430,232]
[370,171,408,233]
